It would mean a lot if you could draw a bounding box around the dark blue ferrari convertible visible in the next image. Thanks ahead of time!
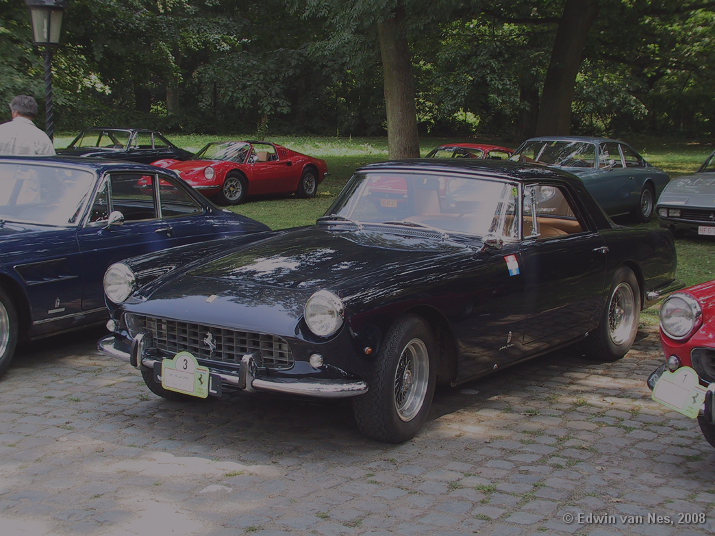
[99,159,680,442]
[0,156,270,375]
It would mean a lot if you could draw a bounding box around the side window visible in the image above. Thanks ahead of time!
[486,149,510,160]
[158,176,203,218]
[252,144,278,162]
[620,145,643,168]
[153,134,169,150]
[89,180,109,222]
[108,173,157,221]
[523,185,584,239]
[134,132,153,149]
[600,143,623,168]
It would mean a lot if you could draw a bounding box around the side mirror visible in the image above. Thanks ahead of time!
[105,210,125,229]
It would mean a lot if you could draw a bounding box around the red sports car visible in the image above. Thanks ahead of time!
[152,140,328,205]
[648,279,715,447]
[425,143,513,160]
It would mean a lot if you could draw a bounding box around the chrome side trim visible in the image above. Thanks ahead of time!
[34,307,106,325]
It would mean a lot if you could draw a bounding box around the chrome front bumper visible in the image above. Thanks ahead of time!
[98,334,368,399]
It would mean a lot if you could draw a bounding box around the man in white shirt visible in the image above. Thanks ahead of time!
[0,95,56,156]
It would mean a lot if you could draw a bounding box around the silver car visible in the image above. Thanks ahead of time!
[657,150,715,236]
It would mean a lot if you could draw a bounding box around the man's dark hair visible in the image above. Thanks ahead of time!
[10,95,39,118]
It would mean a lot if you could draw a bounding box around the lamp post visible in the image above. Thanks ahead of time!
[24,0,66,141]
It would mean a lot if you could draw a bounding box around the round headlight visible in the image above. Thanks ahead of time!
[659,293,702,341]
[103,263,136,304]
[304,290,344,338]
[204,167,215,180]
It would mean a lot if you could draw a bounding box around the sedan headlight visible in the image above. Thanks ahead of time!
[659,292,702,341]
[103,262,136,304]
[204,167,215,180]
[304,290,344,338]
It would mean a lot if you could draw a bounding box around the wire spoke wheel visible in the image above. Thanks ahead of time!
[393,338,429,422]
[0,299,9,357]
[608,282,636,346]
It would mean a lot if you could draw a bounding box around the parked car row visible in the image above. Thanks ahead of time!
[2,132,711,444]
[56,129,715,237]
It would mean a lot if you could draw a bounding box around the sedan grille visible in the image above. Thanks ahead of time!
[126,314,293,370]
[679,208,715,223]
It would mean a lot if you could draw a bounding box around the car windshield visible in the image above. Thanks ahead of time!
[427,146,484,159]
[510,140,596,168]
[70,129,131,150]
[0,163,96,226]
[322,171,519,239]
[196,142,250,162]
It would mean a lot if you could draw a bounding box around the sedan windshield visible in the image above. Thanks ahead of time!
[510,140,596,168]
[323,172,519,238]
[196,142,250,163]
[0,163,96,226]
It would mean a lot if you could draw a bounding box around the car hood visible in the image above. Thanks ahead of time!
[168,160,218,174]
[658,174,715,207]
[0,223,73,264]
[126,226,473,332]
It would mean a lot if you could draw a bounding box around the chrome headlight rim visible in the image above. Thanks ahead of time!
[103,262,136,304]
[659,292,702,341]
[204,166,215,180]
[304,290,344,338]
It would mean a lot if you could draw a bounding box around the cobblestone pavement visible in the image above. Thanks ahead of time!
[0,324,713,536]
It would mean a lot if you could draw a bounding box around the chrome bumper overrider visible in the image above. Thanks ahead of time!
[98,334,368,398]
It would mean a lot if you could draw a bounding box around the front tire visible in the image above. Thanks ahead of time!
[297,168,318,198]
[0,288,18,377]
[352,315,436,443]
[218,172,247,205]
[635,185,655,222]
[586,267,640,362]
[697,416,715,448]
[140,367,196,401]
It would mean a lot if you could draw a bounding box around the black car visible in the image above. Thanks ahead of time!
[99,159,679,442]
[0,156,270,375]
[57,128,194,164]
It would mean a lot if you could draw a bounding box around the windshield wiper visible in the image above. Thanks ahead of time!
[381,219,449,239]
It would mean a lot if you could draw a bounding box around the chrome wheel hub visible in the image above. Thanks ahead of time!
[394,338,429,422]
[0,301,9,356]
[608,282,636,345]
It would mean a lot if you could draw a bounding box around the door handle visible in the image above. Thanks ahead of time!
[593,246,609,254]
[285,161,292,166]
[155,226,173,237]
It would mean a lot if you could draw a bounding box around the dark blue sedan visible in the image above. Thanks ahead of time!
[0,156,270,375]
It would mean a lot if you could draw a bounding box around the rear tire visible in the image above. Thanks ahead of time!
[352,315,436,443]
[218,173,247,205]
[0,288,18,377]
[586,267,640,362]
[635,185,655,222]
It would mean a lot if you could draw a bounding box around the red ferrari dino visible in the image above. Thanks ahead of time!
[152,140,328,205]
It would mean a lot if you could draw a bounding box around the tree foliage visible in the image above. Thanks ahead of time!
[0,0,711,139]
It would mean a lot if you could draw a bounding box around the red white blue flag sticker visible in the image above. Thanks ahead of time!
[504,254,520,276]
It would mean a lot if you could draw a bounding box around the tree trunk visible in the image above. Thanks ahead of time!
[166,86,179,114]
[535,0,598,136]
[377,7,420,159]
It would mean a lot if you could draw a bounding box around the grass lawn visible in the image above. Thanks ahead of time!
[54,132,714,295]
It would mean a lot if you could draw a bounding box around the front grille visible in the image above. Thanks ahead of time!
[679,208,715,223]
[126,314,293,370]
